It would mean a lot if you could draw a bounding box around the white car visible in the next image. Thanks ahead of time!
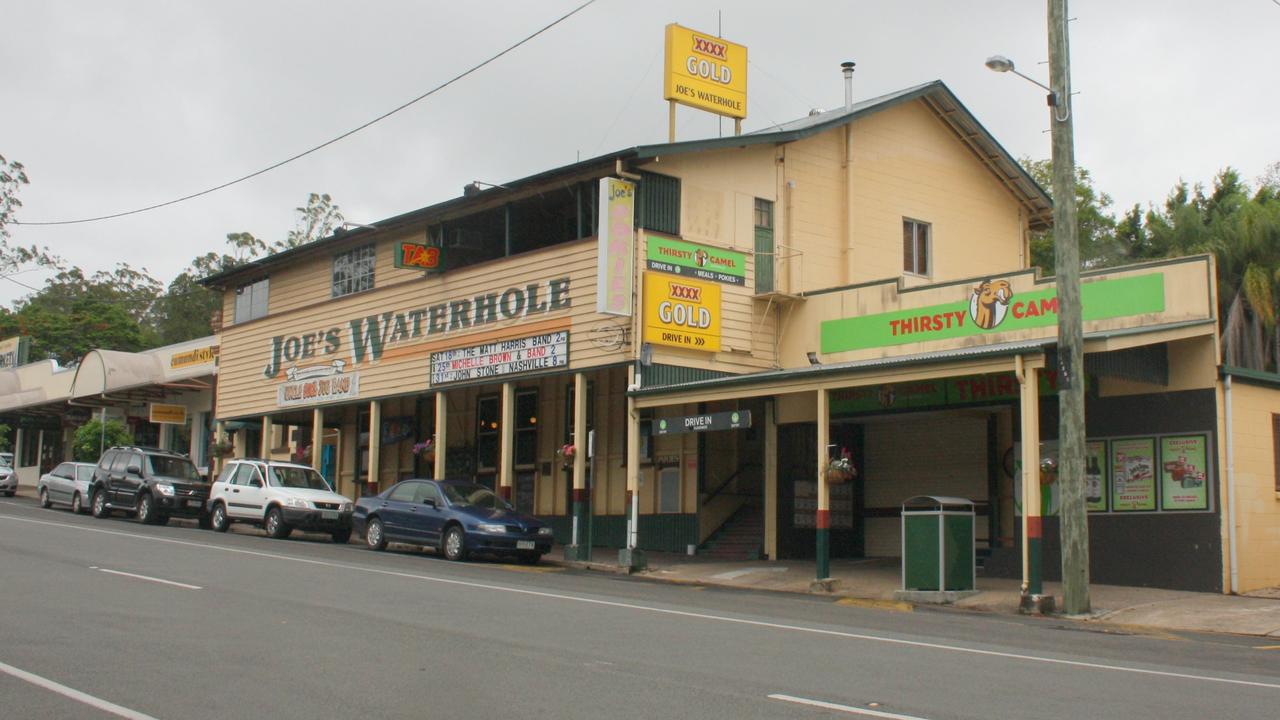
[38,462,97,512]
[0,457,16,497]
[207,459,353,542]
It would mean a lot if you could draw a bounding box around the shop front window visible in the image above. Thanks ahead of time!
[515,389,537,467]
[477,395,500,472]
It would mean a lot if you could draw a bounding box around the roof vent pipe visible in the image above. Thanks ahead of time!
[841,61,856,112]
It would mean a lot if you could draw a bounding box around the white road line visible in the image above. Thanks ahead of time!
[769,694,931,719]
[3,510,1280,692]
[92,567,202,590]
[0,660,160,720]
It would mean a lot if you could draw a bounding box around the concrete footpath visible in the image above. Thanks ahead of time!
[550,552,1280,639]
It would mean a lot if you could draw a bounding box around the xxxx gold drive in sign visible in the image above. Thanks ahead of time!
[643,273,721,352]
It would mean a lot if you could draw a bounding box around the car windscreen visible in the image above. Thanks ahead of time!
[267,466,331,491]
[0,454,12,468]
[146,455,200,481]
[440,483,510,510]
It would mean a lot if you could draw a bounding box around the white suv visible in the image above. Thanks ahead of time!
[208,459,353,543]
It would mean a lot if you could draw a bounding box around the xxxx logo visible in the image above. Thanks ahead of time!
[668,283,702,301]
[693,36,727,59]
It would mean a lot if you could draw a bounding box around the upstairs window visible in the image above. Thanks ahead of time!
[332,244,376,298]
[234,278,269,323]
[903,218,931,276]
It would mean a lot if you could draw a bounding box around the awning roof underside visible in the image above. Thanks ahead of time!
[71,349,211,402]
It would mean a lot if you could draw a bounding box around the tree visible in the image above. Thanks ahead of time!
[0,264,161,364]
[72,418,133,462]
[1119,168,1280,370]
[1,153,62,281]
[1023,158,1119,274]
[278,192,344,251]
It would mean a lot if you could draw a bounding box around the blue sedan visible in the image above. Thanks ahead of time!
[353,479,554,564]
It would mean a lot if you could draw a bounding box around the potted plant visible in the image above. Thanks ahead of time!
[825,447,856,484]
[208,440,234,459]
[556,443,577,472]
[412,438,435,463]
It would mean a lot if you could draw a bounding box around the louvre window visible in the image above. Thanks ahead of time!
[636,171,681,236]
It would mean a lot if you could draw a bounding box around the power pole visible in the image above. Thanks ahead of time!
[1049,0,1090,615]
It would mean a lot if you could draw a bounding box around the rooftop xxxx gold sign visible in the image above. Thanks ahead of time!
[643,272,721,352]
[664,23,747,120]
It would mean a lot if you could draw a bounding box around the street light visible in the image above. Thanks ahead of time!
[984,55,1069,121]
[987,0,1090,619]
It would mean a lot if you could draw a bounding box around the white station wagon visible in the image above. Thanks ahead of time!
[208,459,353,542]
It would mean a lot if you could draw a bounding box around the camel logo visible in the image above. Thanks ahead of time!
[694,248,709,268]
[969,279,1013,330]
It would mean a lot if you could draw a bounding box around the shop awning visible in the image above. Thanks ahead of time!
[70,345,213,402]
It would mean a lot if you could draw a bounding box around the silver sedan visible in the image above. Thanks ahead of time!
[37,462,98,513]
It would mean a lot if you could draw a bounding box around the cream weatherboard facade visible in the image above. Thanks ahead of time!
[197,79,1280,592]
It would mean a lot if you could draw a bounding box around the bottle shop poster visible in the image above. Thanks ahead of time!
[1111,438,1157,512]
[1084,440,1108,512]
[1160,435,1210,511]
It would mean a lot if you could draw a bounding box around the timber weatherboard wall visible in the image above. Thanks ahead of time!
[218,237,625,420]
[1223,378,1280,592]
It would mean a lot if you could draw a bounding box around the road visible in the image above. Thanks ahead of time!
[1,496,1277,720]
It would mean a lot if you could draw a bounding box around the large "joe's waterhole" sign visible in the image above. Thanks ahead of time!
[262,278,570,378]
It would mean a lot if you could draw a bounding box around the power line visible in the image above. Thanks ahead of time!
[14,0,599,228]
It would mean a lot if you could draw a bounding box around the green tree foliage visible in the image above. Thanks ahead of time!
[280,193,344,251]
[0,423,11,452]
[72,418,133,462]
[0,265,160,364]
[4,193,341,357]
[1,154,63,281]
[1023,158,1120,274]
[1114,167,1280,370]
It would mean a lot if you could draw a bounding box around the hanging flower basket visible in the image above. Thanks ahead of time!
[825,466,854,485]
[556,443,577,472]
[411,439,436,467]
[824,447,857,485]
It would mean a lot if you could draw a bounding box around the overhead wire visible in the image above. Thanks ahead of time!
[13,0,599,228]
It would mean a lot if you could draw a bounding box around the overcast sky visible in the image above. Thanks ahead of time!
[4,1,1278,305]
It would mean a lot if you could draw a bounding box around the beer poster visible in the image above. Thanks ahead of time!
[1160,435,1210,511]
[1085,440,1108,512]
[1110,437,1156,511]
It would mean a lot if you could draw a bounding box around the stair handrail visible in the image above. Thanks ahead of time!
[701,461,761,507]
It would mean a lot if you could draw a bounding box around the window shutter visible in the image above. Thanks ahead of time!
[637,171,680,236]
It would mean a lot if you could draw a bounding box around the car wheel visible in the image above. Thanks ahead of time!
[210,503,230,532]
[331,528,352,544]
[91,488,109,518]
[518,552,543,566]
[443,525,468,562]
[38,487,51,508]
[365,518,387,551]
[265,507,291,539]
[71,492,84,514]
[137,493,157,524]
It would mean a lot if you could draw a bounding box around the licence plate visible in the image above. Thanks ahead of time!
[516,540,535,550]
[321,510,338,520]
[186,499,203,508]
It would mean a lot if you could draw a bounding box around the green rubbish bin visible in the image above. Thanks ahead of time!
[900,495,975,592]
